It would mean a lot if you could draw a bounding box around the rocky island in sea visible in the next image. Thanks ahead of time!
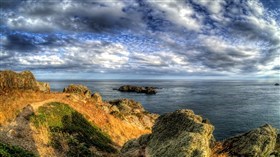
[0,70,279,157]
[118,85,158,95]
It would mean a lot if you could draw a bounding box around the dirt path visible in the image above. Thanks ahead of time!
[30,98,61,111]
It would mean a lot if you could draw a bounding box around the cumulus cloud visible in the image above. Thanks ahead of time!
[0,0,279,78]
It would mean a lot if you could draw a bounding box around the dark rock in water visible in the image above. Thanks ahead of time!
[118,85,157,94]
[63,84,92,98]
[0,70,50,92]
[275,83,279,86]
[219,124,277,157]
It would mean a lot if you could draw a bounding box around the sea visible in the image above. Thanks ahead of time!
[42,79,280,140]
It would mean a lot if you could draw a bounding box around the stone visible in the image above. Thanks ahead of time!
[91,92,103,103]
[220,124,277,157]
[63,84,92,98]
[36,81,50,93]
[118,85,157,95]
[108,99,158,130]
[0,70,50,92]
[121,109,214,157]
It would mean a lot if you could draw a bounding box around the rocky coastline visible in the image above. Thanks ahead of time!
[0,70,279,157]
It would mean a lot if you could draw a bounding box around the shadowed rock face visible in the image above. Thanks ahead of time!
[219,124,277,157]
[0,70,50,92]
[118,85,157,94]
[121,109,215,157]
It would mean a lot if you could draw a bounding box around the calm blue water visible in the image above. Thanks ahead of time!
[42,79,280,140]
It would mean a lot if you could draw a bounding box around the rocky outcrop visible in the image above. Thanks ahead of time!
[0,70,50,93]
[275,83,279,86]
[121,109,215,157]
[91,92,103,104]
[118,85,157,94]
[105,99,159,130]
[121,109,279,157]
[217,124,277,157]
[0,105,36,152]
[36,82,50,93]
[63,84,92,98]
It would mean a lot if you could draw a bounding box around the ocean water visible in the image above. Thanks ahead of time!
[43,79,280,140]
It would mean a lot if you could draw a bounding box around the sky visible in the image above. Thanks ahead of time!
[0,0,280,80]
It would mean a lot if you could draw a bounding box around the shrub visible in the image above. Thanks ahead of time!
[0,142,35,157]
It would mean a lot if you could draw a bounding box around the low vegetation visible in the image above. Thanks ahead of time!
[31,102,117,156]
[0,142,35,157]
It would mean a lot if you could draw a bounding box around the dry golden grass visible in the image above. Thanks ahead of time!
[0,90,150,146]
[211,142,229,157]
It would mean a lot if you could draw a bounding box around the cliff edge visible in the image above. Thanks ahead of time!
[0,70,50,93]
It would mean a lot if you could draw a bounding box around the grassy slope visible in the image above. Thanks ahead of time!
[0,91,150,146]
[31,102,117,156]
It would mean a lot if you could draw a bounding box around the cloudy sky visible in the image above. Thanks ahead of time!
[0,0,279,79]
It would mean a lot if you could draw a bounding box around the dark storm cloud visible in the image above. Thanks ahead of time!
[3,34,37,52]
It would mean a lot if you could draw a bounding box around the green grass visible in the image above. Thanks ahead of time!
[31,102,117,156]
[0,142,35,157]
[31,102,73,128]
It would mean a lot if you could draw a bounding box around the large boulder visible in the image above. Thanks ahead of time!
[0,70,50,92]
[118,85,157,95]
[36,81,50,93]
[121,109,215,157]
[218,124,277,157]
[63,84,92,98]
[107,99,159,130]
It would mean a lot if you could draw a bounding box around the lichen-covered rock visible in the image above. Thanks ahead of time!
[36,81,50,93]
[121,109,215,157]
[108,99,144,114]
[118,85,157,94]
[220,124,277,157]
[107,99,159,130]
[0,70,50,92]
[271,133,280,156]
[63,84,92,98]
[121,134,150,157]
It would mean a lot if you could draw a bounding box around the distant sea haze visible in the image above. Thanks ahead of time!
[44,79,280,140]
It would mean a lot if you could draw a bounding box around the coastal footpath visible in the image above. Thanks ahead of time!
[0,70,279,157]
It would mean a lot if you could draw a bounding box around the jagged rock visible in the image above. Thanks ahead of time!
[121,109,214,157]
[0,70,50,92]
[271,133,280,156]
[108,99,159,130]
[118,85,157,95]
[121,134,150,157]
[36,81,50,93]
[18,105,34,121]
[63,84,92,98]
[108,99,144,114]
[91,92,102,103]
[219,124,277,157]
